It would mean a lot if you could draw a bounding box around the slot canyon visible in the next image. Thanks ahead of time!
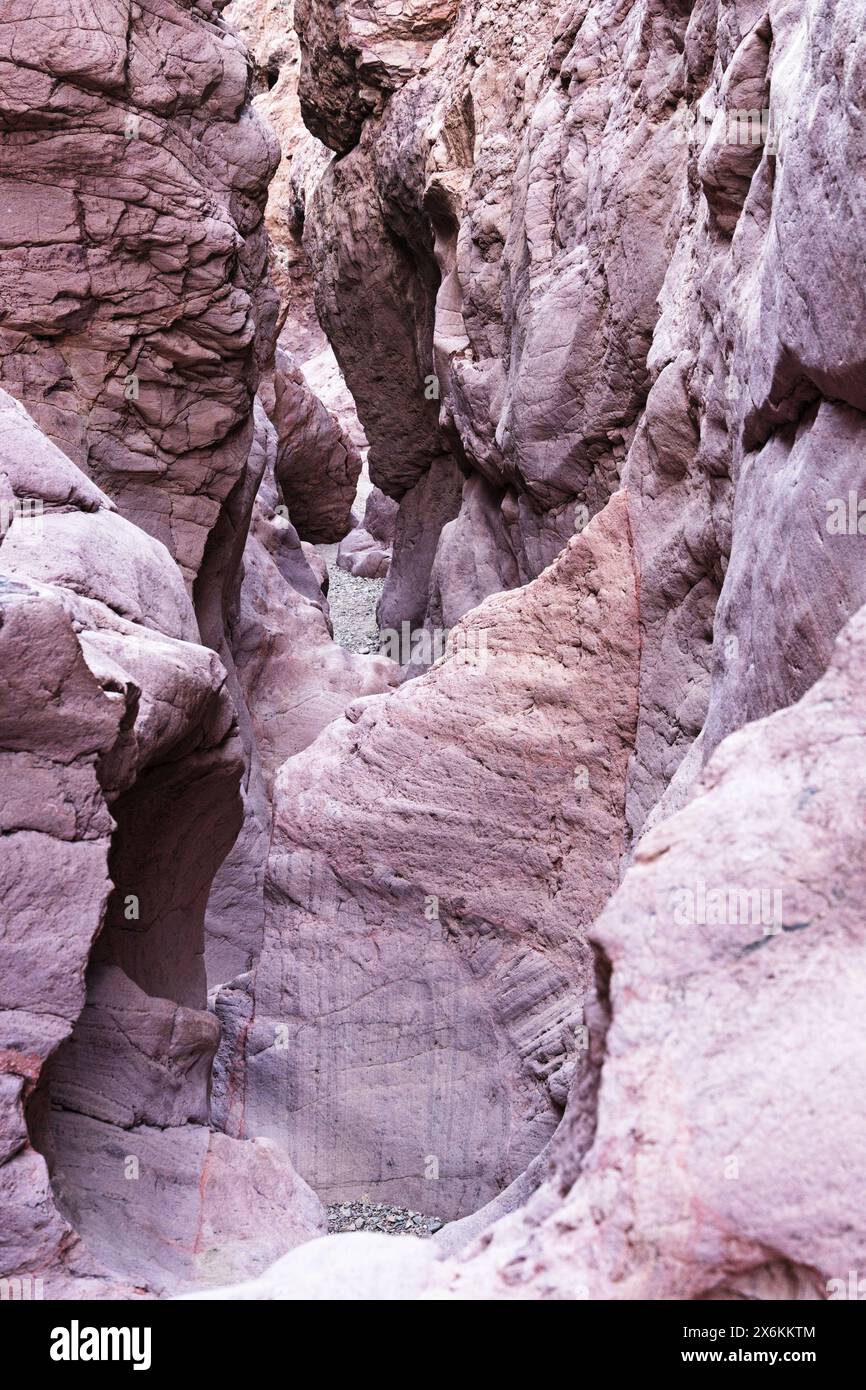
[1,0,865,1307]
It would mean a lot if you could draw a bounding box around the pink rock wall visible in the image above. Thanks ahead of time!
[216,495,639,1218]
[440,598,866,1299]
[0,0,280,602]
[0,1,386,1295]
[0,388,324,1296]
[299,0,692,633]
[200,0,866,1294]
[3,0,866,1306]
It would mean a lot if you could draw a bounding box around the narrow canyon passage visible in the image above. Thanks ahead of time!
[1,0,866,1312]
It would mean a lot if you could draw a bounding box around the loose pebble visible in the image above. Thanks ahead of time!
[326,1198,444,1239]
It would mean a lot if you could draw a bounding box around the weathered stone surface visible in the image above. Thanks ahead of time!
[0,0,280,600]
[199,0,866,1299]
[375,454,464,634]
[51,1117,324,1295]
[295,0,459,155]
[215,494,639,1219]
[301,0,692,632]
[337,485,397,579]
[0,389,323,1295]
[622,0,866,839]
[224,0,367,453]
[226,0,332,358]
[0,573,122,1295]
[435,601,866,1299]
[228,427,397,782]
[272,347,362,542]
[296,0,866,808]
[8,0,866,1308]
[335,525,388,579]
[0,1,384,1296]
[205,402,397,985]
[50,965,219,1132]
[199,601,866,1300]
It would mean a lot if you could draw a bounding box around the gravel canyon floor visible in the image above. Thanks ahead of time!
[1,0,865,1320]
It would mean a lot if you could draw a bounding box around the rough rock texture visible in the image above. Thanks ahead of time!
[205,404,397,985]
[206,0,866,1298]
[196,601,866,1300]
[437,602,866,1300]
[223,0,368,450]
[0,390,323,1296]
[337,485,398,579]
[231,518,394,762]
[0,0,390,1030]
[300,0,692,634]
[0,0,288,1027]
[0,0,390,1296]
[292,0,866,839]
[225,0,332,357]
[272,347,362,542]
[295,0,459,155]
[7,0,866,1307]
[214,495,639,1218]
[615,0,866,845]
[0,0,281,606]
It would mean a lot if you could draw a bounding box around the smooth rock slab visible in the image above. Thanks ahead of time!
[50,1116,324,1295]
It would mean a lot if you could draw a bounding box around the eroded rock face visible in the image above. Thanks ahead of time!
[223,0,365,445]
[214,494,639,1218]
[6,0,866,1307]
[437,600,866,1300]
[300,0,692,633]
[0,389,324,1296]
[272,347,362,542]
[232,477,395,776]
[225,0,332,357]
[295,0,865,817]
[0,0,279,599]
[621,0,866,840]
[205,402,398,985]
[0,0,400,1296]
[212,0,866,1298]
[295,0,459,155]
[197,600,866,1301]
[337,485,398,579]
[0,575,125,1298]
